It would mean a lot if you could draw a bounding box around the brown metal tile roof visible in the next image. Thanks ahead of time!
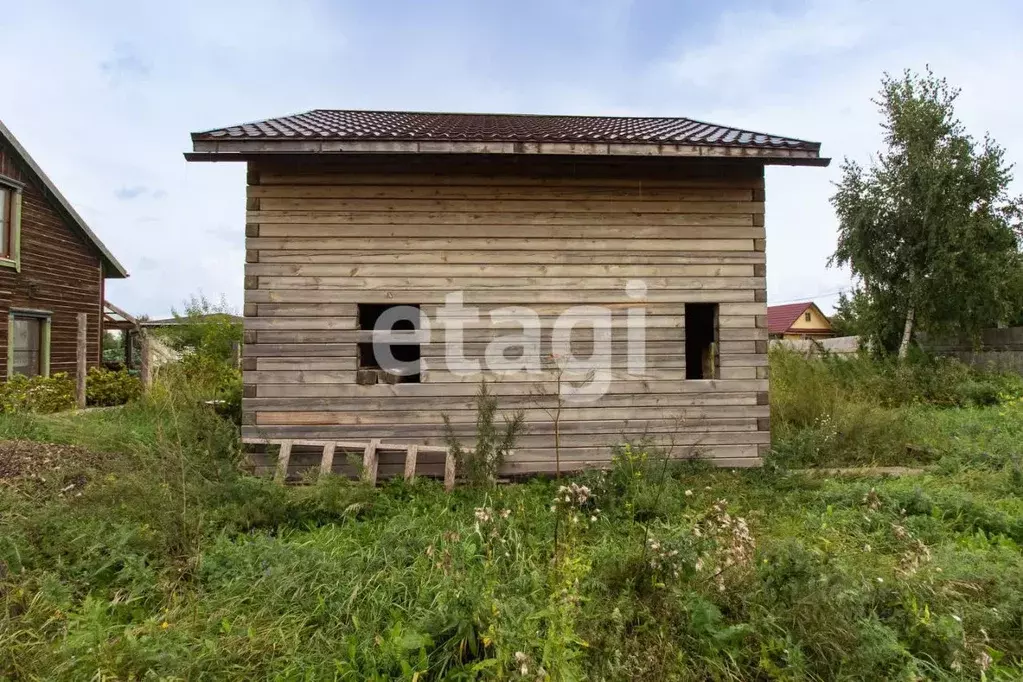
[192,109,821,152]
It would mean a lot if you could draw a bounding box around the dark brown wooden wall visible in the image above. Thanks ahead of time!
[0,140,103,378]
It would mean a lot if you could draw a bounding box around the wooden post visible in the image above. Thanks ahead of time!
[320,442,336,476]
[274,441,292,484]
[139,332,152,391]
[362,439,380,486]
[403,444,418,481]
[75,313,87,409]
[231,341,241,369]
[123,330,133,368]
[444,450,456,492]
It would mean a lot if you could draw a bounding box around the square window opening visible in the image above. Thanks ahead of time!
[357,303,421,384]
[685,303,718,380]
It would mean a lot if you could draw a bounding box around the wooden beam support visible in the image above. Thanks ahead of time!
[275,441,292,484]
[404,444,418,481]
[362,438,380,485]
[75,313,87,409]
[139,332,152,391]
[320,442,336,476]
[444,450,456,492]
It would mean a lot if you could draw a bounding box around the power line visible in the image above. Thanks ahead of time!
[769,287,851,305]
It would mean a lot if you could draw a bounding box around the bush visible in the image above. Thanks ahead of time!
[443,380,524,486]
[86,367,143,407]
[769,347,1023,468]
[0,372,75,413]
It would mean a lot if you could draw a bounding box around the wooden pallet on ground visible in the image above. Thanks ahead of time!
[242,438,455,490]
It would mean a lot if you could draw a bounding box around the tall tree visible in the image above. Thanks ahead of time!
[830,68,1023,357]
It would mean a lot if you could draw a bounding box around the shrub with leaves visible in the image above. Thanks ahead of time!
[159,293,241,364]
[0,372,75,413]
[444,380,525,486]
[86,367,142,407]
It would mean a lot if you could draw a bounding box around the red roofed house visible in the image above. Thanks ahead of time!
[768,302,834,340]
[186,109,827,475]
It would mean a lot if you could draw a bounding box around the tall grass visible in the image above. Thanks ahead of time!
[769,347,1023,468]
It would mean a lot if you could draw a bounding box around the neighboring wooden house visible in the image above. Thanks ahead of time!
[187,110,827,474]
[767,302,834,340]
[0,121,127,380]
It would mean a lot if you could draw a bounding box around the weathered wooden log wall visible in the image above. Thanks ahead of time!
[0,141,103,378]
[242,156,770,474]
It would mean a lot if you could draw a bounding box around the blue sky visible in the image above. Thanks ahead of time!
[2,0,1021,316]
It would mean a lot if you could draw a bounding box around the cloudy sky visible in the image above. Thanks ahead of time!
[3,0,1021,316]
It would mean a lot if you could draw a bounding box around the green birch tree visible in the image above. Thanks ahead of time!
[830,68,1023,357]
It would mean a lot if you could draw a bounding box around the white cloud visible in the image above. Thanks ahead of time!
[662,0,874,94]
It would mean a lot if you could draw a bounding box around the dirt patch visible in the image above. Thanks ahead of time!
[0,440,111,489]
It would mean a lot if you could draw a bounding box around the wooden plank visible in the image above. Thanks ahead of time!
[254,378,767,398]
[256,224,765,240]
[320,442,336,476]
[252,198,763,214]
[501,456,762,474]
[254,405,771,426]
[248,236,756,252]
[246,289,756,304]
[719,366,758,380]
[245,392,759,412]
[255,276,764,291]
[500,444,761,463]
[256,172,764,189]
[254,250,766,266]
[362,439,380,485]
[444,450,456,492]
[404,444,418,481]
[242,417,761,441]
[274,441,292,483]
[246,263,756,278]
[245,370,356,384]
[256,358,357,371]
[253,248,769,263]
[245,317,357,330]
[254,316,685,331]
[250,184,756,201]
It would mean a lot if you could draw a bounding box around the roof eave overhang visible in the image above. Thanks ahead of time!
[186,138,828,167]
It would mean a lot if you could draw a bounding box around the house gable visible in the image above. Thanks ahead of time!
[0,120,127,279]
[767,302,833,337]
[788,303,832,333]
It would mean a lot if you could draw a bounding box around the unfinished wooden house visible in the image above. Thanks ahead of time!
[187,111,826,477]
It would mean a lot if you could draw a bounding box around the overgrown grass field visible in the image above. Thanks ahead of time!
[2,352,1023,680]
